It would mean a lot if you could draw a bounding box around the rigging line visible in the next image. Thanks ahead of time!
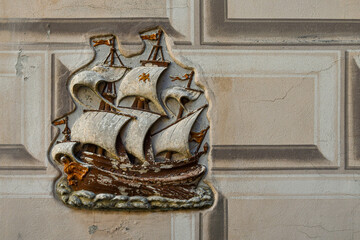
[83,109,136,119]
[116,105,166,117]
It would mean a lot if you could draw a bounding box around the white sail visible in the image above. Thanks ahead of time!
[119,108,161,163]
[163,87,202,115]
[69,65,127,109]
[116,66,167,115]
[71,111,132,158]
[151,107,204,158]
[92,65,127,82]
[51,141,80,163]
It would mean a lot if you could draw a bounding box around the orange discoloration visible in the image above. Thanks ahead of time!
[170,73,192,82]
[190,127,209,143]
[141,33,158,41]
[62,157,89,186]
[93,39,111,47]
[139,73,150,83]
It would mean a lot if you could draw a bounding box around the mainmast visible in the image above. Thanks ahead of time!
[116,30,171,163]
[165,72,194,159]
[140,29,170,67]
[127,29,170,114]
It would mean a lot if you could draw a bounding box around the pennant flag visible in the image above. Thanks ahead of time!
[141,33,158,41]
[170,73,193,82]
[53,117,67,126]
[190,126,209,143]
[93,39,112,47]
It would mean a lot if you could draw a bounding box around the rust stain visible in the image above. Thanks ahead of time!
[140,33,158,41]
[62,157,89,186]
[170,72,193,82]
[190,130,207,143]
[93,39,111,47]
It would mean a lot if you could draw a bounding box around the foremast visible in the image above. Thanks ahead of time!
[95,36,127,112]
[69,35,134,162]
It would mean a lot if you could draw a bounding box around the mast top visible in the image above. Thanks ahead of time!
[140,29,170,67]
[53,116,71,142]
[93,36,127,68]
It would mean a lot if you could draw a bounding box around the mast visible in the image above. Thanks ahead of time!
[151,106,206,158]
[115,29,172,162]
[127,29,170,112]
[160,71,209,160]
[94,36,126,112]
[77,36,129,156]
[69,37,128,110]
[116,66,168,115]
[165,71,194,160]
[140,29,170,67]
[170,71,195,118]
[53,116,71,143]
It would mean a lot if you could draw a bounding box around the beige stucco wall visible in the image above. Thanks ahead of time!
[1,0,360,239]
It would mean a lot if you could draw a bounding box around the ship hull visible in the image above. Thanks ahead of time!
[70,151,206,200]
[80,150,204,171]
[71,164,205,200]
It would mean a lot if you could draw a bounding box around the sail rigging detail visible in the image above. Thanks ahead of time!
[70,65,127,109]
[119,108,162,163]
[151,107,204,158]
[163,86,202,115]
[71,111,132,158]
[116,66,167,115]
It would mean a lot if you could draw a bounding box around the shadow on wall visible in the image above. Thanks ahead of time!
[202,191,227,240]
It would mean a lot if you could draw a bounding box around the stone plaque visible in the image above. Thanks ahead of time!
[49,28,214,210]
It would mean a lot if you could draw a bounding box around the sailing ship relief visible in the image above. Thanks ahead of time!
[50,29,214,210]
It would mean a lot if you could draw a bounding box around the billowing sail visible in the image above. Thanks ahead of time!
[119,108,161,163]
[116,66,167,115]
[92,65,127,82]
[51,141,80,163]
[70,65,127,109]
[163,87,202,115]
[71,111,132,158]
[151,107,204,158]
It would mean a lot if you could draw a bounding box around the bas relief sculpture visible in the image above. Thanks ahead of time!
[50,28,214,210]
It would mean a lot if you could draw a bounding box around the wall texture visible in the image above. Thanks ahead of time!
[1,0,360,239]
